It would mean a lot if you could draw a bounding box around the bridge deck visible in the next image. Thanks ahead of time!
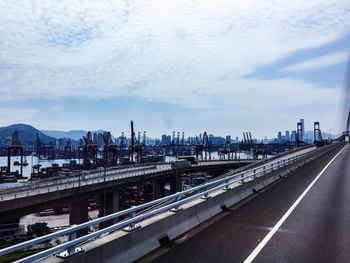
[145,144,349,262]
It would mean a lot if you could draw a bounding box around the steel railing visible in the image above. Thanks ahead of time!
[0,143,339,262]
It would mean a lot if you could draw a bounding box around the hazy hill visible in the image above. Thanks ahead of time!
[42,129,108,140]
[0,124,56,145]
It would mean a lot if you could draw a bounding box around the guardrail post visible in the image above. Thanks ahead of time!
[223,179,230,190]
[67,231,77,255]
[240,173,245,184]
[123,207,141,232]
[56,230,83,259]
[170,195,182,212]
[201,185,211,199]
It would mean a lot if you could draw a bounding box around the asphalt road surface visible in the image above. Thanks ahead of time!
[148,143,349,263]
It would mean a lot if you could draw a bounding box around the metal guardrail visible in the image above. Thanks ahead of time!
[0,143,339,262]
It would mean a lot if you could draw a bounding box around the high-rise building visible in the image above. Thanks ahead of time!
[277,131,282,142]
[161,134,168,145]
[285,131,290,141]
[291,130,297,142]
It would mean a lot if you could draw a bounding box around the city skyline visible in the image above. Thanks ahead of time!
[0,120,335,143]
[0,1,350,138]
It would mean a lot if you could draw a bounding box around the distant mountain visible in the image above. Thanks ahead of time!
[0,124,56,145]
[41,130,86,140]
[42,129,108,140]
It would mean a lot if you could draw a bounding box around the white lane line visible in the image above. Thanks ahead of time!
[243,144,348,263]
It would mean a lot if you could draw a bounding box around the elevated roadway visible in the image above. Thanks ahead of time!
[0,159,252,223]
[147,143,349,263]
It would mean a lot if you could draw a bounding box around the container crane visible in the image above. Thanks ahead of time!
[103,131,118,167]
[129,121,142,164]
[83,131,98,170]
[7,131,24,176]
[196,131,211,161]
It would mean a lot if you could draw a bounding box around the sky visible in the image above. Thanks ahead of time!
[0,0,350,139]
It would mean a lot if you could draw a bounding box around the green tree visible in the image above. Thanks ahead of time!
[26,222,51,239]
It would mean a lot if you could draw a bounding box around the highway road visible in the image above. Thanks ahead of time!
[146,143,349,263]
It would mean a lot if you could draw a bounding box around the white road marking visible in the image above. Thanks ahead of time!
[243,144,348,263]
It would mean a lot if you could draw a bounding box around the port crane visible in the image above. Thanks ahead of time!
[83,131,98,170]
[129,121,142,164]
[7,131,24,176]
[196,132,211,161]
[103,131,118,167]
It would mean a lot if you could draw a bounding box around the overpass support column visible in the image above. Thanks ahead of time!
[153,179,164,200]
[170,173,182,194]
[99,190,120,229]
[69,198,88,237]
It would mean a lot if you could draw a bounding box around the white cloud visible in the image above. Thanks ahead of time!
[0,0,349,134]
[283,51,349,72]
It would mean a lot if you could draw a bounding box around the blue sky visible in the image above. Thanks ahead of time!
[0,0,349,138]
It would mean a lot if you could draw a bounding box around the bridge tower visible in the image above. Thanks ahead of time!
[314,122,325,147]
[296,122,303,147]
[314,122,321,143]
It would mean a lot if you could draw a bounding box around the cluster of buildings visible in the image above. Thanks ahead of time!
[276,118,330,144]
[276,118,304,143]
[160,133,241,146]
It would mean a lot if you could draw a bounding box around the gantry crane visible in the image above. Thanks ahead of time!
[83,131,98,170]
[7,131,24,176]
[196,132,211,161]
[103,131,118,167]
[129,121,142,163]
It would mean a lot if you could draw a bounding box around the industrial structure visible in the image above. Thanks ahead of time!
[196,132,211,161]
[7,131,24,177]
